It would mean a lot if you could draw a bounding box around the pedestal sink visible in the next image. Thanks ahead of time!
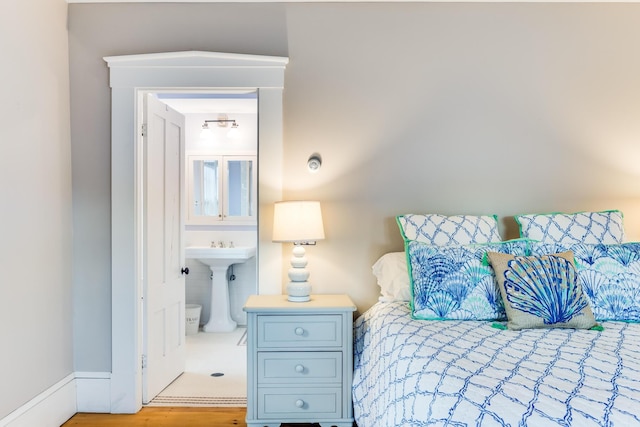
[185,246,256,332]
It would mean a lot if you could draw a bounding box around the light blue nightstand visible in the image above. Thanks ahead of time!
[243,294,357,427]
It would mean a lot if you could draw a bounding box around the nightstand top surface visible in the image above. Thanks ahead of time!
[243,294,356,313]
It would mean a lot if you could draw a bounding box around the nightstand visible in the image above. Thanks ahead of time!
[243,294,357,427]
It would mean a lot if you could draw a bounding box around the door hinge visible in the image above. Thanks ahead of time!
[141,123,147,137]
[142,354,147,369]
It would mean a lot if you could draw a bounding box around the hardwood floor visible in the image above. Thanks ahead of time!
[62,407,247,427]
[62,407,327,427]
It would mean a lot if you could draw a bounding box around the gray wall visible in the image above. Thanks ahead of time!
[0,0,73,419]
[68,3,640,373]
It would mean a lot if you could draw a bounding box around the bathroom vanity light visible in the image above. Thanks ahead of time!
[202,118,238,128]
[272,201,325,302]
[200,114,240,139]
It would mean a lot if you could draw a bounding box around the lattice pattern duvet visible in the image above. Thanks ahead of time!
[353,302,640,427]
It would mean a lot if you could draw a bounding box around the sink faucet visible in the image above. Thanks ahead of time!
[218,241,226,248]
[210,241,216,248]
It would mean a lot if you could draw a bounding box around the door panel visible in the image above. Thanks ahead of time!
[143,94,186,403]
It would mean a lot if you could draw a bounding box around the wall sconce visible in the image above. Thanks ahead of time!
[307,153,322,173]
[272,201,325,302]
[200,114,240,139]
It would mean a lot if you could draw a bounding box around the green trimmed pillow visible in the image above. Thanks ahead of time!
[515,210,624,245]
[397,214,501,245]
[487,251,596,330]
[406,240,529,320]
[530,241,640,321]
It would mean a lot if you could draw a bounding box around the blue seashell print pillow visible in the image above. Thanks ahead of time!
[406,240,529,321]
[487,251,596,330]
[515,210,625,245]
[397,214,502,245]
[530,242,640,322]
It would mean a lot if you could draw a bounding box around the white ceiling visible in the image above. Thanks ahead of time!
[66,0,632,3]
[160,97,257,115]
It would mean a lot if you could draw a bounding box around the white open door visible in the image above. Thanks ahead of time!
[142,93,187,403]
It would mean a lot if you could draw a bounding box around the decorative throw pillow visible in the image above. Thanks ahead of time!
[530,242,640,322]
[372,252,411,302]
[487,251,596,330]
[407,240,529,321]
[515,210,625,245]
[397,214,502,245]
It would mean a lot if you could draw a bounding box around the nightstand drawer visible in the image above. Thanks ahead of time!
[257,314,342,348]
[258,351,342,384]
[257,387,341,419]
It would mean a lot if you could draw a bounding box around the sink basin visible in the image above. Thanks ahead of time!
[185,246,256,333]
[185,246,256,269]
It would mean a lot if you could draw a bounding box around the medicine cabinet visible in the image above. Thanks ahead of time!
[187,154,257,225]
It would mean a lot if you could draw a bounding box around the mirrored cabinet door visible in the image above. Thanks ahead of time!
[191,157,222,220]
[187,154,256,225]
[224,156,256,221]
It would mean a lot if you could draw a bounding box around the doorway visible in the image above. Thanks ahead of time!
[150,91,258,405]
[105,51,288,413]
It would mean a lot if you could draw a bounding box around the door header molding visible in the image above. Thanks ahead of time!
[104,51,289,89]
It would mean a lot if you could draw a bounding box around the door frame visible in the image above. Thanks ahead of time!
[104,51,287,413]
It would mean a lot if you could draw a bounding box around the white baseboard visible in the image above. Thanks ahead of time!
[75,372,111,413]
[0,371,113,427]
[0,374,76,427]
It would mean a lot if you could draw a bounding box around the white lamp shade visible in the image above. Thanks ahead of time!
[272,201,325,243]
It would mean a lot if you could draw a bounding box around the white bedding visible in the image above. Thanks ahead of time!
[353,301,640,427]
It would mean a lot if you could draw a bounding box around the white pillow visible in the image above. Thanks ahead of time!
[372,252,411,302]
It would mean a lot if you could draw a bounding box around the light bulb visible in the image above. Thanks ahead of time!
[227,122,240,139]
[200,123,213,140]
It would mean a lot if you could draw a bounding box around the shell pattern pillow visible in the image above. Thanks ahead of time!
[530,242,640,322]
[407,240,529,321]
[487,251,597,330]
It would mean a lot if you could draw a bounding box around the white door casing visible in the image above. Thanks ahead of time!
[105,51,287,413]
[142,94,186,403]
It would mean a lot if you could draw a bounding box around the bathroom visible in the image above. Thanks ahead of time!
[156,91,258,405]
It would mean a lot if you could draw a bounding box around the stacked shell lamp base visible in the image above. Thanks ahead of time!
[286,245,311,302]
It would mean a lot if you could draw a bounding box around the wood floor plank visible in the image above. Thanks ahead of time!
[62,407,247,427]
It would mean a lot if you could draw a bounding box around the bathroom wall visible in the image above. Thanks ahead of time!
[183,110,258,326]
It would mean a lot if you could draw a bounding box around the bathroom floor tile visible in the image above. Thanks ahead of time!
[149,327,247,407]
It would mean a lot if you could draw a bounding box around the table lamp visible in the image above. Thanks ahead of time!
[272,201,325,302]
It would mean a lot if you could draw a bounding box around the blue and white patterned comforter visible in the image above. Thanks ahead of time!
[353,301,640,427]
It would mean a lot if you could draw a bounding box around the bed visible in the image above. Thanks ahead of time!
[353,301,640,426]
[352,212,640,427]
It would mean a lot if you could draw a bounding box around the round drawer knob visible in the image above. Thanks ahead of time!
[295,399,305,408]
[294,327,304,336]
[295,364,304,373]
